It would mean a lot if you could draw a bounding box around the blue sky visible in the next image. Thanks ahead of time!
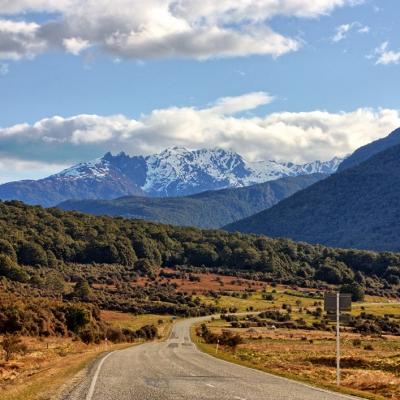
[0,0,400,182]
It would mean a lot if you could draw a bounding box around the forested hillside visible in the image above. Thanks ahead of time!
[1,200,399,295]
[58,173,326,228]
[338,127,400,171]
[226,143,400,252]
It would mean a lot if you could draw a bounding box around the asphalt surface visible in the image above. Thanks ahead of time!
[65,317,364,400]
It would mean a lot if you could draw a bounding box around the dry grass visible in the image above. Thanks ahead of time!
[101,311,173,339]
[197,320,400,400]
[0,335,129,400]
[136,268,266,293]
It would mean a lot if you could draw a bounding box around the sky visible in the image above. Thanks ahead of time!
[0,0,400,183]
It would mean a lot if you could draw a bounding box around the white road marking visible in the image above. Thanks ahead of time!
[234,396,247,400]
[205,383,215,387]
[86,351,116,400]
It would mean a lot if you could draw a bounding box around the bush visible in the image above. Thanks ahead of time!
[1,334,28,361]
[0,254,29,283]
[341,283,365,302]
[17,241,48,267]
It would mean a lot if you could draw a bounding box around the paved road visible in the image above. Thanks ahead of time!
[65,317,364,400]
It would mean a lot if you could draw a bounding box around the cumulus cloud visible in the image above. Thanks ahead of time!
[63,37,90,55]
[374,42,400,65]
[0,19,47,60]
[0,92,399,176]
[0,0,362,60]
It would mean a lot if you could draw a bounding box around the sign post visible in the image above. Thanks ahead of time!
[324,292,352,386]
[336,293,340,386]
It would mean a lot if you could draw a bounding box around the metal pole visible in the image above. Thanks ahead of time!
[336,292,340,386]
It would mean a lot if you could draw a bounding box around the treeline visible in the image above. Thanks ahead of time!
[0,201,399,296]
[0,201,400,289]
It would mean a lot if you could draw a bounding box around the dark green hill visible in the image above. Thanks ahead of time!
[338,127,400,171]
[225,143,400,252]
[58,173,326,228]
[1,199,399,295]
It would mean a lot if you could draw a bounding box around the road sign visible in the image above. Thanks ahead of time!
[324,293,352,312]
[326,312,351,323]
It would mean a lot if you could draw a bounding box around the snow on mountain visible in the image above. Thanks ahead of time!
[51,147,343,196]
[0,147,344,206]
[142,147,343,196]
[55,158,111,180]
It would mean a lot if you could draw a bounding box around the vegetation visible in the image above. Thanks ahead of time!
[1,334,27,361]
[1,200,400,296]
[59,173,325,229]
[338,127,400,172]
[226,143,400,252]
[195,285,400,400]
[0,293,158,344]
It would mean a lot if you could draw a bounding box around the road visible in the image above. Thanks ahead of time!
[65,317,363,400]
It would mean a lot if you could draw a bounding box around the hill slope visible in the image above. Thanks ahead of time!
[58,173,326,228]
[1,200,399,293]
[226,143,400,252]
[338,127,400,171]
[0,148,342,206]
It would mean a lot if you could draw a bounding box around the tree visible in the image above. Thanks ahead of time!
[64,305,91,333]
[0,254,29,283]
[84,241,120,264]
[0,239,17,262]
[17,241,48,267]
[73,280,94,301]
[44,271,66,297]
[115,238,138,266]
[341,282,365,302]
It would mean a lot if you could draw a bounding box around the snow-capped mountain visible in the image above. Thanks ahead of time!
[0,147,344,206]
[142,147,343,196]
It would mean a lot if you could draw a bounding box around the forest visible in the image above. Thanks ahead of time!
[0,199,399,341]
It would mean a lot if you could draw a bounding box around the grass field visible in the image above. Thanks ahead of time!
[195,288,400,400]
[101,311,174,339]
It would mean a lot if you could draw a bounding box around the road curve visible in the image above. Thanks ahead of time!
[65,317,364,400]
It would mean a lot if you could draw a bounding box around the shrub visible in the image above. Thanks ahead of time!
[0,254,29,283]
[1,334,28,361]
[17,241,48,267]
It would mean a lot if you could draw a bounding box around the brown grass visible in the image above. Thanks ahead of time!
[197,322,400,400]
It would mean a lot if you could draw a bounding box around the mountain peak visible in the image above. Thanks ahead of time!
[0,146,343,205]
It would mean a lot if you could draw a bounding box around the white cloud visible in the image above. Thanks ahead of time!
[332,21,369,42]
[209,92,274,115]
[0,0,362,60]
[0,19,47,60]
[63,37,90,55]
[0,92,399,174]
[374,42,400,65]
[358,25,369,34]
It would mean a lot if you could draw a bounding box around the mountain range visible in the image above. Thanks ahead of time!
[0,147,342,206]
[59,173,326,229]
[226,128,400,252]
